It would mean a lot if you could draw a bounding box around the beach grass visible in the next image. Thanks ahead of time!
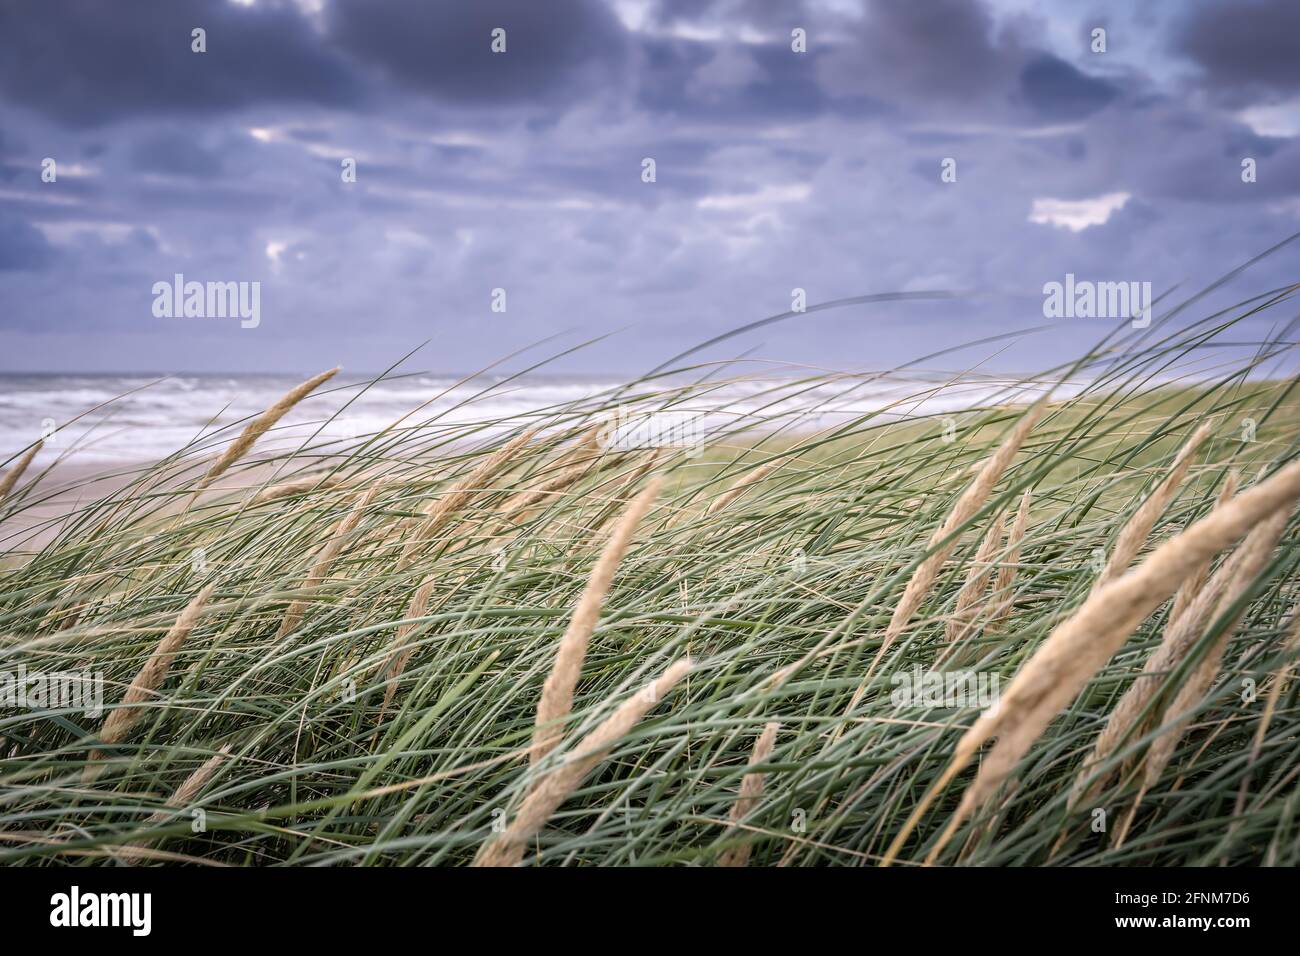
[1,289,1299,867]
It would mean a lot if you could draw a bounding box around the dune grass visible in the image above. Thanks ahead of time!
[1,284,1299,867]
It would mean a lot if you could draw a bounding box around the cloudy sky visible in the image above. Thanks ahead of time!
[0,0,1297,376]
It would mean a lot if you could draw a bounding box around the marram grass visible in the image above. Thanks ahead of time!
[2,294,1299,867]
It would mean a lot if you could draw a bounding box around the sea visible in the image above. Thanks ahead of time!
[0,372,1044,469]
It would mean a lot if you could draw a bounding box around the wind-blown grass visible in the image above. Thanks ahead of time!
[1,279,1299,867]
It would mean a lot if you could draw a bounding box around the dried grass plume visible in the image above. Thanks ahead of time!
[530,478,663,765]
[85,584,217,782]
[717,721,780,867]
[200,367,340,488]
[476,658,691,867]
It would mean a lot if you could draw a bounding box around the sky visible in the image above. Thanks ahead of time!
[0,0,1297,376]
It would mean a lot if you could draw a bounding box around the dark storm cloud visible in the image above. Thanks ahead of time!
[851,0,1017,103]
[822,0,1127,128]
[746,43,830,114]
[635,37,714,113]
[1222,129,1287,161]
[635,35,839,122]
[0,0,359,126]
[327,0,626,106]
[1018,55,1118,120]
[1173,0,1300,105]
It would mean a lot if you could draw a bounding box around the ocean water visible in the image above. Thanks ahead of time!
[0,372,1039,468]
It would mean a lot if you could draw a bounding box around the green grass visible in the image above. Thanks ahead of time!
[2,285,1299,866]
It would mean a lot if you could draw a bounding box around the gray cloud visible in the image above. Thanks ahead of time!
[130,133,225,178]
[0,0,1295,376]
[0,213,56,271]
[1174,0,1300,106]
[327,0,627,106]
[1018,55,1119,120]
[650,0,816,30]
[855,0,1015,102]
[635,35,844,122]
[0,0,360,126]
